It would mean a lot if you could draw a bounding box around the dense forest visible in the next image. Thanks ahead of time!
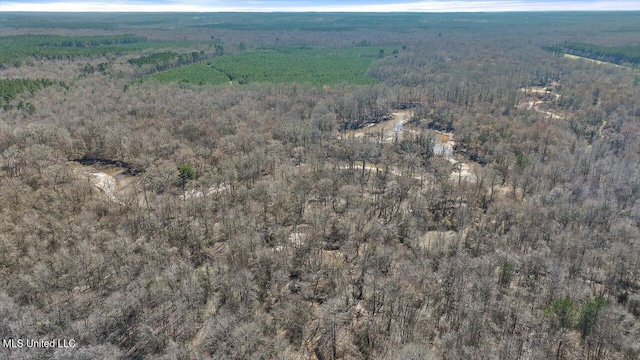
[0,11,639,360]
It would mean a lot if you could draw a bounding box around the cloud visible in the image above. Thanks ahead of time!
[1,0,639,12]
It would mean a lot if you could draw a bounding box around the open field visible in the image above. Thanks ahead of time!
[563,53,630,69]
[146,47,390,86]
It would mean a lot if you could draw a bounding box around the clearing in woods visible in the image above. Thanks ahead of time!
[146,46,393,86]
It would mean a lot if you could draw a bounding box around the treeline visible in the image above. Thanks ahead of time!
[1,34,146,48]
[127,51,179,67]
[36,34,145,47]
[0,34,171,68]
[128,50,214,75]
[543,41,640,65]
[0,78,65,111]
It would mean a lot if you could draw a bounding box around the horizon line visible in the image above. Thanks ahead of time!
[1,1,638,13]
[2,10,640,13]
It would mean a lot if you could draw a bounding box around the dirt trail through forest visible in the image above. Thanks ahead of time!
[343,110,476,184]
[348,110,412,142]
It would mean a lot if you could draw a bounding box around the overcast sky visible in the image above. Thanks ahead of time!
[1,0,638,12]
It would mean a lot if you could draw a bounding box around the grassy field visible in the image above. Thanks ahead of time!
[147,47,390,86]
[563,54,629,68]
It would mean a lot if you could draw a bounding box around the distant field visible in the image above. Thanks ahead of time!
[563,54,628,69]
[544,42,640,66]
[0,34,190,67]
[147,47,391,86]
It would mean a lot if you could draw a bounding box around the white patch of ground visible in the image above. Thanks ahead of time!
[69,162,137,204]
[520,87,549,96]
[564,54,628,69]
[449,160,477,184]
[433,131,454,160]
[274,232,308,252]
[598,120,607,138]
[288,232,307,247]
[184,184,229,199]
[432,132,476,184]
[520,87,563,119]
[535,108,563,119]
[88,172,119,202]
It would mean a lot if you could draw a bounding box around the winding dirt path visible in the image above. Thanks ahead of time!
[342,111,477,184]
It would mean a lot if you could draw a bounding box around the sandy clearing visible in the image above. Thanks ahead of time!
[520,88,563,119]
[88,172,118,202]
[564,54,628,69]
[347,110,412,143]
[69,162,137,204]
[184,184,229,199]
